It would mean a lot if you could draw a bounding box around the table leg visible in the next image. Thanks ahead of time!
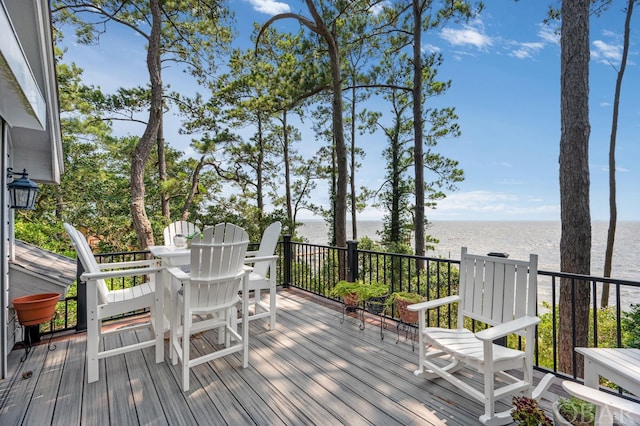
[583,357,599,388]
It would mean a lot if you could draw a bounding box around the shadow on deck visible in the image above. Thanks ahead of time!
[0,288,566,425]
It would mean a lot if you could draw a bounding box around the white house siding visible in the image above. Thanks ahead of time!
[0,0,62,378]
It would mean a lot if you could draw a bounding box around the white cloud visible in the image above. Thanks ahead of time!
[429,190,559,220]
[510,41,545,59]
[592,39,622,65]
[246,0,290,15]
[493,161,513,168]
[507,24,557,59]
[423,43,441,53]
[537,24,559,45]
[597,164,631,173]
[439,19,492,50]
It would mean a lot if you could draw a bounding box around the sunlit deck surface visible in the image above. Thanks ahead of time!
[1,288,566,425]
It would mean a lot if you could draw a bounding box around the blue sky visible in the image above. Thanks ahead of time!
[61,1,640,222]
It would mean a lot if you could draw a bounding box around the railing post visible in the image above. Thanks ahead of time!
[347,240,358,282]
[76,259,87,332]
[283,235,292,288]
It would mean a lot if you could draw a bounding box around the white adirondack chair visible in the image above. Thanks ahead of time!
[163,220,200,245]
[64,223,164,383]
[243,221,281,329]
[408,247,555,425]
[168,223,250,391]
[561,381,640,425]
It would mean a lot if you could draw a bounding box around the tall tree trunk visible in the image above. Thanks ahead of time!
[329,45,347,251]
[283,111,293,228]
[158,114,169,219]
[303,0,346,250]
[182,155,204,221]
[257,1,347,254]
[131,0,162,249]
[602,0,633,308]
[412,0,425,261]
[256,116,264,219]
[391,129,401,243]
[558,0,591,376]
[350,85,357,240]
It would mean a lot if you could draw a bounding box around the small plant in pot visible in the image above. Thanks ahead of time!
[185,231,202,247]
[511,395,552,426]
[386,291,426,324]
[360,281,389,315]
[331,280,364,308]
[553,396,595,426]
[331,280,389,310]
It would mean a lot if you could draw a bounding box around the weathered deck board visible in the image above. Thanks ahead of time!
[22,338,67,426]
[51,335,84,426]
[0,288,566,425]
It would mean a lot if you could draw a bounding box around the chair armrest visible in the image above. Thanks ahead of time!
[81,266,162,281]
[244,255,277,264]
[407,295,460,312]
[167,267,189,281]
[168,266,251,283]
[475,315,540,341]
[562,381,640,418]
[98,259,159,270]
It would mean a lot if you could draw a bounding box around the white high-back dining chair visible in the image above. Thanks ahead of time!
[64,223,164,383]
[163,221,200,245]
[168,223,250,391]
[244,221,281,329]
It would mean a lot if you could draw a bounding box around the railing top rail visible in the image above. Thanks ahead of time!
[538,269,640,287]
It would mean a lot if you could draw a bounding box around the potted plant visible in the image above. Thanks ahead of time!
[360,281,389,315]
[511,396,552,426]
[331,280,389,310]
[553,396,595,426]
[185,231,201,247]
[386,291,425,324]
[331,280,364,308]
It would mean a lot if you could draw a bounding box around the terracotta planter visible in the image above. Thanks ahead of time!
[343,292,360,308]
[12,293,60,326]
[396,297,422,324]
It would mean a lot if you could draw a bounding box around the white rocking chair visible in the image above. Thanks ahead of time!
[168,223,251,391]
[408,247,555,425]
[244,221,281,329]
[64,223,164,383]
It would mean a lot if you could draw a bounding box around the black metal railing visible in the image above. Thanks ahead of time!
[50,236,640,386]
[283,238,640,382]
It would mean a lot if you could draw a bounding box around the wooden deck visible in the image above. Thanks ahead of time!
[0,288,566,425]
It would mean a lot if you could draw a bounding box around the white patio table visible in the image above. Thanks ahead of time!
[148,245,190,268]
[575,347,640,397]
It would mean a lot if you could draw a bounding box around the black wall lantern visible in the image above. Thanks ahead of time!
[7,168,39,210]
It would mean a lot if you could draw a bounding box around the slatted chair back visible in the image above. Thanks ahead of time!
[163,220,200,245]
[64,223,110,305]
[458,247,538,337]
[251,221,281,278]
[187,223,249,312]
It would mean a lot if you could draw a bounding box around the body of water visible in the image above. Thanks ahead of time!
[299,220,640,282]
